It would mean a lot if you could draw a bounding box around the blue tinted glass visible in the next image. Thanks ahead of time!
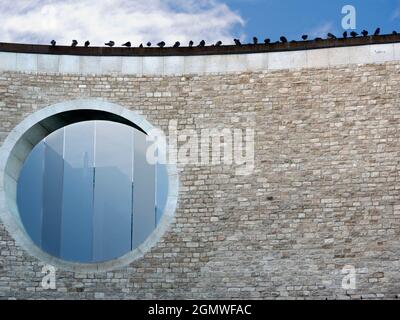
[93,121,133,262]
[61,122,95,262]
[42,130,64,257]
[17,143,45,247]
[17,120,169,263]
[156,163,169,225]
[133,130,156,248]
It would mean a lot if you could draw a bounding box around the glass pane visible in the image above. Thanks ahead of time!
[17,143,45,247]
[93,121,133,262]
[41,129,64,257]
[61,122,95,263]
[156,163,169,225]
[133,130,156,249]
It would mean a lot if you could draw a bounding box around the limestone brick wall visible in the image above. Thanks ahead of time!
[0,57,400,299]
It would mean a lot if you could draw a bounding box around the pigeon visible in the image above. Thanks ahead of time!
[105,41,115,47]
[393,30,398,35]
[234,38,242,46]
[173,41,180,48]
[343,31,348,38]
[50,40,56,47]
[350,31,358,37]
[361,30,369,37]
[264,38,271,44]
[253,37,258,45]
[327,33,336,39]
[198,40,206,47]
[374,28,381,36]
[302,35,308,41]
[71,40,78,47]
[280,36,288,43]
[157,41,166,48]
[146,42,152,47]
[189,40,194,47]
[122,41,131,48]
[84,40,90,47]
[215,41,222,47]
[139,43,143,48]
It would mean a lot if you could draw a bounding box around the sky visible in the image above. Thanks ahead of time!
[0,0,399,46]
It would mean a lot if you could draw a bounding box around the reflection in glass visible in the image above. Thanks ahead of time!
[132,130,156,249]
[17,120,168,263]
[17,143,44,247]
[61,122,95,262]
[42,129,64,257]
[93,121,133,261]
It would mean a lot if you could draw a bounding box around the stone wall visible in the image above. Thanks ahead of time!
[1,55,400,299]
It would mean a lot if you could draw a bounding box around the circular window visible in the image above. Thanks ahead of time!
[18,120,168,263]
[0,100,178,271]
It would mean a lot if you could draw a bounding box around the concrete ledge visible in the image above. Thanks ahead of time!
[1,34,399,56]
[1,43,400,76]
[0,99,179,273]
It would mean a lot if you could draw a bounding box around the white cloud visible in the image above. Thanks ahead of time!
[0,0,244,46]
[391,7,400,20]
[307,22,335,39]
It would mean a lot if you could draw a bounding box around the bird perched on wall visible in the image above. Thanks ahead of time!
[253,37,258,45]
[327,33,336,39]
[393,30,398,35]
[71,40,78,47]
[234,38,242,46]
[264,38,271,44]
[139,44,143,48]
[146,42,152,47]
[350,31,358,37]
[280,36,288,43]
[50,40,56,46]
[173,41,180,48]
[84,41,90,47]
[361,30,369,37]
[157,41,165,48]
[301,35,308,41]
[189,40,194,47]
[374,28,381,36]
[105,41,115,47]
[343,31,348,38]
[198,40,206,47]
[122,41,131,48]
[215,41,222,47]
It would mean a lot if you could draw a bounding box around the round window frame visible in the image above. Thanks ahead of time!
[0,99,178,272]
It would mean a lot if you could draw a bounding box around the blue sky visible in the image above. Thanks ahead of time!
[229,0,400,42]
[0,0,399,46]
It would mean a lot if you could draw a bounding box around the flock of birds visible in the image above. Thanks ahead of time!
[50,28,396,48]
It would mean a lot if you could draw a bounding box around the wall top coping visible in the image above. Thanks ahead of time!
[1,34,400,57]
[1,38,400,76]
